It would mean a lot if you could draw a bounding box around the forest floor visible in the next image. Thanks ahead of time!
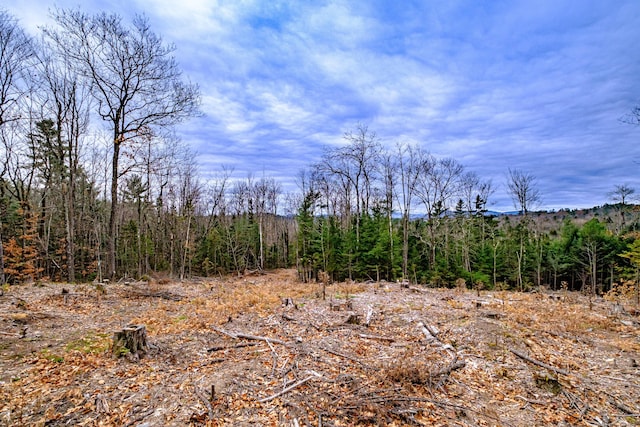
[0,269,639,427]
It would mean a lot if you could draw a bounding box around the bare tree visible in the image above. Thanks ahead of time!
[32,35,92,282]
[394,142,422,283]
[0,11,36,285]
[319,124,382,241]
[507,168,540,216]
[0,11,35,127]
[45,9,200,278]
[506,168,541,290]
[609,183,635,232]
[459,171,493,216]
[609,183,635,205]
[176,156,201,280]
[457,171,494,276]
[415,156,464,270]
[251,176,281,271]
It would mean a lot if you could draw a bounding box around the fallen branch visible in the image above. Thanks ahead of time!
[122,407,155,427]
[509,348,569,376]
[516,395,547,405]
[359,333,395,343]
[210,326,290,346]
[207,342,259,352]
[235,332,288,346]
[211,326,238,339]
[423,323,440,340]
[319,345,363,364]
[258,371,322,403]
[417,322,437,342]
[432,359,466,377]
[608,398,635,415]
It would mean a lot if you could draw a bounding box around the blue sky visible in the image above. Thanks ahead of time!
[7,1,640,211]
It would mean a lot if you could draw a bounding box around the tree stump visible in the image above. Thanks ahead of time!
[112,324,148,359]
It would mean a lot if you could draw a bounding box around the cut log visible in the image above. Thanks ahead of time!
[112,324,148,358]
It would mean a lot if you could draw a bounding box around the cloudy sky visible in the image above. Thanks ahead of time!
[7,1,640,211]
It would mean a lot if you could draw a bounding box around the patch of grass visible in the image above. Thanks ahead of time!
[65,332,110,354]
[115,346,130,357]
[173,314,188,323]
[41,350,64,363]
[625,416,640,425]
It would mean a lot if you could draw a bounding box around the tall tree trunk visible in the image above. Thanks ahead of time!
[0,217,5,285]
[64,182,75,282]
[137,197,142,278]
[108,138,121,279]
[180,213,191,280]
[258,217,264,270]
[402,213,409,281]
[517,237,524,291]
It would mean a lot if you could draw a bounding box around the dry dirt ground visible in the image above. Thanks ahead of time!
[0,269,639,426]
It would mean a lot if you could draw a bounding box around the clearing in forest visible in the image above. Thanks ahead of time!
[0,269,639,426]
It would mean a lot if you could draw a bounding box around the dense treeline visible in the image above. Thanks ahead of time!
[1,10,639,296]
[293,126,639,294]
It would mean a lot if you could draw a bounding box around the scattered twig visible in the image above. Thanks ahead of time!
[211,326,291,346]
[358,333,394,342]
[608,398,636,415]
[509,348,569,375]
[516,395,547,405]
[282,313,296,321]
[319,345,363,365]
[95,393,110,414]
[207,342,259,352]
[211,326,238,339]
[432,358,466,378]
[423,323,440,340]
[266,339,279,378]
[122,407,155,427]
[235,332,288,346]
[258,371,322,403]
[417,322,438,343]
[194,386,214,420]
